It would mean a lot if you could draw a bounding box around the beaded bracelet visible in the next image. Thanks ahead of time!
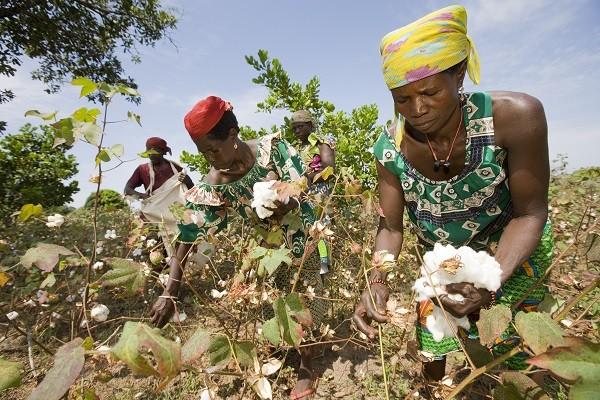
[369,278,387,286]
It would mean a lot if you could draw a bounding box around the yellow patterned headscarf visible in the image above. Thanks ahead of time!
[380,5,480,90]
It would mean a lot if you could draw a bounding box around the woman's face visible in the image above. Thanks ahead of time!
[194,129,237,170]
[390,69,462,134]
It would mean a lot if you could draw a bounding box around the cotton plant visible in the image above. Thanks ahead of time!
[413,243,502,342]
[104,229,117,239]
[251,180,290,219]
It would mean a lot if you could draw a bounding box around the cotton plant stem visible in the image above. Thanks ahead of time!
[554,278,599,322]
[10,322,54,356]
[513,218,599,311]
[361,248,390,400]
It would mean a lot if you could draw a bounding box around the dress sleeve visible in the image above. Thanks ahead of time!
[176,185,228,244]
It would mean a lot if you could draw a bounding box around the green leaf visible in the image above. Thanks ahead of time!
[95,149,111,165]
[570,381,600,400]
[537,293,565,316]
[286,292,313,327]
[274,297,303,347]
[249,246,269,260]
[313,165,334,183]
[40,272,56,289]
[0,357,23,391]
[515,311,564,354]
[208,336,231,367]
[493,371,550,400]
[260,247,292,277]
[261,317,281,347]
[71,77,97,97]
[17,203,43,222]
[81,336,94,351]
[99,257,147,294]
[27,338,85,400]
[476,304,512,346]
[527,337,600,385]
[109,144,124,158]
[117,84,140,96]
[111,322,181,378]
[51,118,75,146]
[281,213,303,232]
[21,243,75,273]
[127,111,142,126]
[265,228,285,246]
[24,110,57,121]
[138,149,160,158]
[233,341,257,369]
[72,107,101,123]
[73,122,102,145]
[181,327,210,366]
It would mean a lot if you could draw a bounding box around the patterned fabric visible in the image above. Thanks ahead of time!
[296,132,336,197]
[176,133,327,326]
[380,5,480,90]
[373,92,553,367]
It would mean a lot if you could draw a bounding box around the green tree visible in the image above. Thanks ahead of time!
[0,124,79,221]
[245,49,382,188]
[84,189,127,210]
[0,0,177,130]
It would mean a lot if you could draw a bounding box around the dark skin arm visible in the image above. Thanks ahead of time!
[149,242,193,327]
[439,92,549,317]
[352,161,405,339]
[307,143,335,184]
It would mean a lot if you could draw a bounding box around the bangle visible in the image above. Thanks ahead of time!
[168,277,181,283]
[369,278,387,286]
[159,295,178,300]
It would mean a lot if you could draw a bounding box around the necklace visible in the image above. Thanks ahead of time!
[425,114,462,173]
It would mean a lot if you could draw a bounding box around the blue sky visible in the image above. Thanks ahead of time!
[2,0,599,206]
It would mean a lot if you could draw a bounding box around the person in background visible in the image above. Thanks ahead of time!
[352,5,552,384]
[290,110,336,275]
[125,137,194,256]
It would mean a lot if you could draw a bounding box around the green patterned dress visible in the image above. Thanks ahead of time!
[373,92,553,368]
[177,133,328,327]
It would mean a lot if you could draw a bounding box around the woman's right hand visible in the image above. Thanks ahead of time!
[352,282,390,340]
[149,294,176,328]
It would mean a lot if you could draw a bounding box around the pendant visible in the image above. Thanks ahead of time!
[433,160,441,171]
[442,160,451,173]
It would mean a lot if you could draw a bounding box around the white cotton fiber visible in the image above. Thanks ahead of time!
[251,181,279,219]
[413,243,502,342]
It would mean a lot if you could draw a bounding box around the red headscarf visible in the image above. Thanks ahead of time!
[184,96,233,140]
[145,137,171,155]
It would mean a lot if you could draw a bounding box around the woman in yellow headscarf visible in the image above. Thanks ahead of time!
[353,5,552,382]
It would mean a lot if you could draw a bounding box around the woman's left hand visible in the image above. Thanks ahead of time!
[266,198,299,218]
[435,282,492,318]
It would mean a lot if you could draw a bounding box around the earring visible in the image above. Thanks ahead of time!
[458,86,466,103]
[233,142,238,150]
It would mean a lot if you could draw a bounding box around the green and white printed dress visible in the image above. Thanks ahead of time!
[373,92,553,368]
[177,133,328,327]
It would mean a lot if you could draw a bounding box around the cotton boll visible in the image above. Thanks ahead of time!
[91,304,110,322]
[251,180,279,219]
[426,305,470,342]
[412,277,446,301]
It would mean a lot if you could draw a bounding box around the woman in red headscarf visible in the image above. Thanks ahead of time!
[149,96,327,399]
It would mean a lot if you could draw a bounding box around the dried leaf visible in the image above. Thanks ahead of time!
[515,311,564,354]
[527,337,600,385]
[111,322,181,378]
[584,232,600,262]
[253,376,273,399]
[0,271,11,288]
[439,256,463,275]
[261,359,282,376]
[476,304,512,346]
[21,243,75,273]
[27,338,85,400]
